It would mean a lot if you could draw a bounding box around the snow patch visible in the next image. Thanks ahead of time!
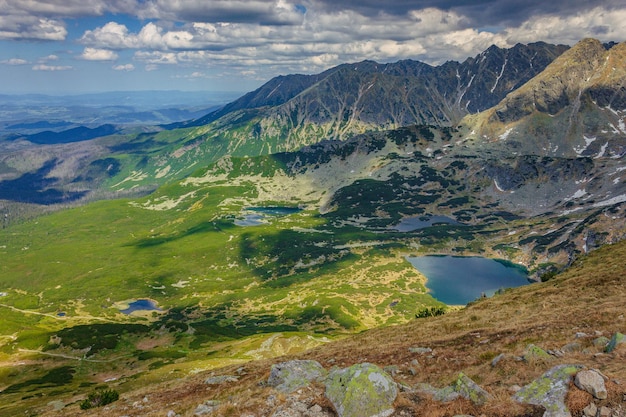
[493,179,513,193]
[593,194,626,208]
[574,135,596,155]
[499,128,513,141]
[491,59,507,93]
[595,142,609,158]
[565,189,587,201]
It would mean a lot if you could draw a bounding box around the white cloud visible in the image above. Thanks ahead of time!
[39,54,59,62]
[3,0,625,90]
[80,47,118,61]
[32,64,72,71]
[139,0,305,25]
[80,21,132,48]
[134,51,179,65]
[113,63,135,71]
[504,7,626,46]
[0,16,67,40]
[1,58,29,65]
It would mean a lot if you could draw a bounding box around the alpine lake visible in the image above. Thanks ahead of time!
[407,255,530,305]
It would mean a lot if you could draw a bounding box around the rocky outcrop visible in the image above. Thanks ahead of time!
[268,360,328,393]
[513,364,583,417]
[324,363,397,417]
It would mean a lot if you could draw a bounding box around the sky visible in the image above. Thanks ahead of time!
[1,0,625,95]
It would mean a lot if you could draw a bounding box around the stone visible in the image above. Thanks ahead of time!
[599,406,611,417]
[561,342,582,353]
[583,402,597,417]
[205,375,239,385]
[453,373,491,406]
[513,364,583,417]
[415,374,490,405]
[409,347,432,354]
[268,360,327,393]
[605,332,625,353]
[194,400,220,416]
[575,370,608,400]
[325,363,398,417]
[523,344,551,361]
[383,365,399,376]
[433,386,461,403]
[593,336,610,348]
[491,353,506,367]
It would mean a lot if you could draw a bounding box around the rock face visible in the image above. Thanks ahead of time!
[324,363,397,417]
[513,364,583,417]
[575,370,608,400]
[268,360,328,393]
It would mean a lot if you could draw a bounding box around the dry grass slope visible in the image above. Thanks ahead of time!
[63,240,626,416]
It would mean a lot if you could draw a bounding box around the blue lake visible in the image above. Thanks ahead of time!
[407,255,530,305]
[120,299,161,314]
[393,215,461,232]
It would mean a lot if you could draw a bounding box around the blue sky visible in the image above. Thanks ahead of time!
[1,0,625,94]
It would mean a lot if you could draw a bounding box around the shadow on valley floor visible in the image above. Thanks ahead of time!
[126,219,236,248]
[0,158,87,204]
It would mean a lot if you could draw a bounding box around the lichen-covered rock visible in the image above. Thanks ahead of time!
[453,373,491,405]
[513,364,583,417]
[415,374,490,405]
[268,360,327,393]
[325,363,397,417]
[194,400,220,416]
[433,385,461,402]
[575,370,607,400]
[605,332,625,353]
[593,336,610,348]
[523,344,551,361]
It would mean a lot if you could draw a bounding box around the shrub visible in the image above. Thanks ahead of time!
[415,306,446,319]
[80,389,119,410]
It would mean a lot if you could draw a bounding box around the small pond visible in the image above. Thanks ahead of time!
[119,299,161,315]
[235,206,302,227]
[393,215,461,232]
[407,255,530,305]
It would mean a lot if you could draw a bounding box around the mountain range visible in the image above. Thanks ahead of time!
[0,38,624,416]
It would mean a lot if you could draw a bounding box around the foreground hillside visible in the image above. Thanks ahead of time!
[49,239,626,416]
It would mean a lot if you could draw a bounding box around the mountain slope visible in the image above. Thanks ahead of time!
[181,42,568,146]
[43,239,626,417]
[0,42,569,213]
[467,38,626,159]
